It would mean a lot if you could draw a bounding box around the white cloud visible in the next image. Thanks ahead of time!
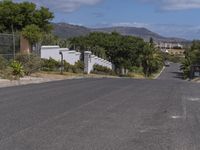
[14,0,200,12]
[14,0,102,12]
[111,22,149,28]
[139,0,200,10]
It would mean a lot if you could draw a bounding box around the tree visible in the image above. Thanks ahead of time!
[0,0,54,33]
[181,40,200,78]
[141,43,163,77]
[22,24,42,46]
[69,32,163,76]
[42,34,60,45]
[69,32,145,71]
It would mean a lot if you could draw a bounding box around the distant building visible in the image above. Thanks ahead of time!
[156,42,185,56]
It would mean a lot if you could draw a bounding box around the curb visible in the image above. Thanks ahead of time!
[154,66,166,79]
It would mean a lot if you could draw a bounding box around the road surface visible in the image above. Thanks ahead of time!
[0,63,200,150]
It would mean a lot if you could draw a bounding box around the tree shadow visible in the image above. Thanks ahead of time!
[171,71,184,80]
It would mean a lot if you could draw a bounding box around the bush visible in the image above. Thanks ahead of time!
[129,66,143,74]
[0,55,7,71]
[64,60,84,73]
[15,53,41,75]
[63,60,72,72]
[92,64,115,75]
[41,58,60,71]
[73,61,84,73]
[0,67,14,80]
[41,58,84,73]
[9,61,25,79]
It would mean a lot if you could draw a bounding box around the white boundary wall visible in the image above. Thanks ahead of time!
[41,46,81,65]
[84,51,113,74]
[41,46,113,74]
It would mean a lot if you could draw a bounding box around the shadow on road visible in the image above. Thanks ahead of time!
[157,63,185,81]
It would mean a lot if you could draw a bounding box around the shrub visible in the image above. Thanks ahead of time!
[1,67,14,80]
[0,55,7,71]
[92,64,115,75]
[63,60,72,72]
[73,61,84,73]
[41,58,60,71]
[41,58,84,73]
[129,66,143,74]
[64,60,84,73]
[15,53,41,75]
[10,61,25,79]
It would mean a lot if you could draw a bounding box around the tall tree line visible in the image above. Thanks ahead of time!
[69,32,163,76]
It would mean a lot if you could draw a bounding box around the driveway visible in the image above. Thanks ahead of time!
[0,63,200,150]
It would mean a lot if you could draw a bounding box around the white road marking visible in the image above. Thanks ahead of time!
[140,127,157,133]
[171,115,182,119]
[187,97,200,102]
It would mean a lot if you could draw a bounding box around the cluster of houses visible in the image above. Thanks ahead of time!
[156,42,185,56]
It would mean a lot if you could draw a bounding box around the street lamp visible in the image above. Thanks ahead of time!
[59,51,64,74]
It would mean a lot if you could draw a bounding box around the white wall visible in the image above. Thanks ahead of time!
[84,51,113,74]
[41,46,113,74]
[41,46,81,65]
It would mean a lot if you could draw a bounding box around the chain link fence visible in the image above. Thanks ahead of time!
[0,33,20,59]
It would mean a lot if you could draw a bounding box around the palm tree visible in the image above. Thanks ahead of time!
[141,44,163,77]
[180,57,191,79]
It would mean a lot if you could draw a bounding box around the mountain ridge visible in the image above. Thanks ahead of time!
[52,23,189,43]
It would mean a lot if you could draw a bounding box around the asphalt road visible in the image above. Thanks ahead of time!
[0,63,200,150]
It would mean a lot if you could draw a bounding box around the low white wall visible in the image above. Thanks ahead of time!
[84,51,113,74]
[41,46,81,65]
[41,46,113,74]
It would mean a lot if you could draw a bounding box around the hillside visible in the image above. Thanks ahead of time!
[52,23,90,39]
[92,27,165,42]
[52,23,189,43]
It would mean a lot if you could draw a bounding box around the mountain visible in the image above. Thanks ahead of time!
[92,27,188,43]
[52,23,189,43]
[52,23,90,39]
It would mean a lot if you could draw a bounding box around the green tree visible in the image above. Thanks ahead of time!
[181,40,200,78]
[0,0,54,33]
[141,43,163,77]
[42,34,60,45]
[22,24,42,46]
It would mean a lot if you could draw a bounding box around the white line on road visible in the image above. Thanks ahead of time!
[187,97,200,102]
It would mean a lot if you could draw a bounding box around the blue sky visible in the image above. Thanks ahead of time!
[16,0,200,40]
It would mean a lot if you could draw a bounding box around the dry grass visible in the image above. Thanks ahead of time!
[31,71,118,79]
[192,77,200,83]
[127,72,145,79]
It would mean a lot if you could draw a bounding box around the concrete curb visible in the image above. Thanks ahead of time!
[0,77,83,88]
[0,75,120,88]
[154,66,166,79]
